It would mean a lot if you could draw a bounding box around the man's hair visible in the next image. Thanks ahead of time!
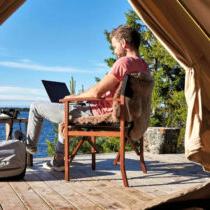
[110,25,141,50]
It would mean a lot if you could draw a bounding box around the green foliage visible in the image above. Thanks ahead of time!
[78,84,85,94]
[46,138,56,156]
[69,76,76,94]
[94,77,101,82]
[47,135,132,157]
[97,137,119,152]
[104,58,116,68]
[104,29,116,67]
[97,137,132,152]
[68,137,132,154]
[177,127,185,153]
[46,124,58,156]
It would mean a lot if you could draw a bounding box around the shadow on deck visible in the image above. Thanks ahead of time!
[1,152,209,209]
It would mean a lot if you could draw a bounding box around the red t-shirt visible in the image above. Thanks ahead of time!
[90,56,148,115]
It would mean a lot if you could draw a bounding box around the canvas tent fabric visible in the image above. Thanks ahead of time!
[128,0,210,172]
[0,0,25,25]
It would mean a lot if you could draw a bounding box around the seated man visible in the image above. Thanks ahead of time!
[25,25,149,171]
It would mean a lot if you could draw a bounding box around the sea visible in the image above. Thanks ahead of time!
[0,110,56,158]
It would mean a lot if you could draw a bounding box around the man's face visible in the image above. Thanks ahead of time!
[111,37,126,58]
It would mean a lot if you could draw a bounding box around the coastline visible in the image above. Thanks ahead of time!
[0,107,29,111]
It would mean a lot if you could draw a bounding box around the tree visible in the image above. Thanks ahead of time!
[69,76,76,94]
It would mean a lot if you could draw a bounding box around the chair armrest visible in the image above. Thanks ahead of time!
[59,97,120,103]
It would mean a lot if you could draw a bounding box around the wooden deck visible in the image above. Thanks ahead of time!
[1,152,209,210]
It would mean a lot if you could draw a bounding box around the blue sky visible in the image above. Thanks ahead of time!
[0,0,133,107]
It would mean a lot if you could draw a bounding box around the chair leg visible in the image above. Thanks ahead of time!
[64,136,70,181]
[114,138,127,166]
[87,138,98,153]
[120,134,128,187]
[113,151,120,166]
[70,139,84,163]
[91,136,96,170]
[130,141,140,156]
[139,137,147,174]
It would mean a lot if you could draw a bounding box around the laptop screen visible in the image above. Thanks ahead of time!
[42,80,70,103]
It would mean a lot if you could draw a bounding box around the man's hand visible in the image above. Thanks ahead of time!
[64,94,75,99]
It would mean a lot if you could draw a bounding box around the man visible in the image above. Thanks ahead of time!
[25,25,149,171]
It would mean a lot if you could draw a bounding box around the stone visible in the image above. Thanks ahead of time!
[144,127,180,154]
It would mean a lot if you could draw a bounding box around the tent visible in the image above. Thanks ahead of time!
[1,0,210,207]
[0,0,25,25]
[129,0,210,172]
[1,0,210,172]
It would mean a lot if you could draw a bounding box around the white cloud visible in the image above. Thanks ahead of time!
[94,62,108,68]
[17,59,32,63]
[0,60,94,73]
[0,86,47,101]
[88,59,109,68]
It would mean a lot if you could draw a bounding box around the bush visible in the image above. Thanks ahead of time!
[46,135,133,156]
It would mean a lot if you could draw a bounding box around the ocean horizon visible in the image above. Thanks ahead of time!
[0,109,56,158]
[0,100,48,109]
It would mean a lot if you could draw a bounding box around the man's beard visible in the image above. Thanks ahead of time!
[117,51,126,58]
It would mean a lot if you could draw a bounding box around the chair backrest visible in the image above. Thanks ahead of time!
[73,72,154,137]
[117,72,154,141]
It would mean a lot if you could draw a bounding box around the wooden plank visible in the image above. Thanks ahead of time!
[9,180,52,210]
[67,156,156,209]
[24,172,77,210]
[75,161,154,202]
[13,152,209,210]
[125,187,154,201]
[74,167,150,208]
[49,166,130,210]
[60,97,116,103]
[93,181,146,205]
[68,131,120,137]
[82,180,155,210]
[0,182,26,210]
[50,181,103,210]
[33,167,104,210]
[42,167,128,209]
[71,181,130,210]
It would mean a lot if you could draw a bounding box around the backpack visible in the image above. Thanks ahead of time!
[0,140,27,180]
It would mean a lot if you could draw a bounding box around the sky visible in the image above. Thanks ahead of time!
[0,0,133,107]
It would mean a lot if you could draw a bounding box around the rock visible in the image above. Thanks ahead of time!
[144,127,180,154]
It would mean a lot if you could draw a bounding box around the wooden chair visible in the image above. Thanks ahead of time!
[60,72,154,187]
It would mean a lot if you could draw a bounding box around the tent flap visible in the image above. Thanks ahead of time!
[0,0,25,25]
[128,0,210,171]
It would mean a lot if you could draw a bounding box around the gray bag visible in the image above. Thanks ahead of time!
[0,140,26,180]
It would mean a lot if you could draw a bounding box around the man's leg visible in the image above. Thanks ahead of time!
[46,123,65,171]
[54,123,65,156]
[26,101,64,154]
[46,104,93,171]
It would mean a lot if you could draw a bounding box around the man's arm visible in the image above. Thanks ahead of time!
[65,74,119,99]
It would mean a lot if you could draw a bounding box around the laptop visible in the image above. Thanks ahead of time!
[42,80,70,103]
